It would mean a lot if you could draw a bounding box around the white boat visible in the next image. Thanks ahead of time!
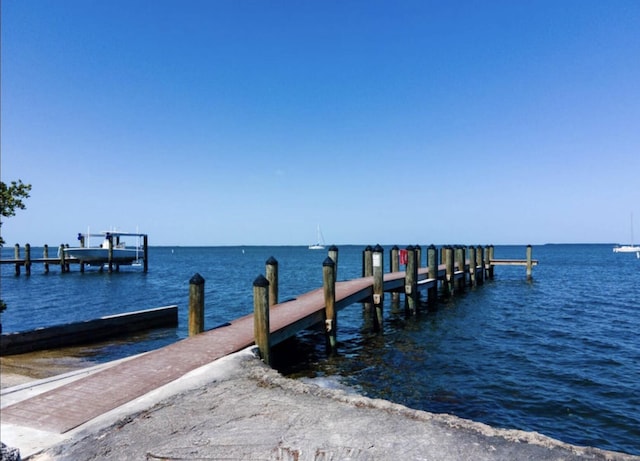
[613,214,640,258]
[308,225,325,250]
[64,231,143,265]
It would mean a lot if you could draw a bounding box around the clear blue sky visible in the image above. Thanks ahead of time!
[2,0,639,246]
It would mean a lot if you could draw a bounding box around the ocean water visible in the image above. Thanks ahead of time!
[1,244,639,455]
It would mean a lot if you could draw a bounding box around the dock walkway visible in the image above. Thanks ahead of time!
[0,267,445,434]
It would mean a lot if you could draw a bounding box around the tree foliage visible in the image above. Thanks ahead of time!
[0,179,32,314]
[0,179,32,247]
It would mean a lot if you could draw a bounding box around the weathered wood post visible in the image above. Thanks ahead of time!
[361,245,373,320]
[454,246,465,291]
[78,235,85,273]
[372,244,384,331]
[405,245,418,314]
[24,243,31,276]
[107,233,114,273]
[427,244,438,306]
[266,257,278,307]
[488,245,495,279]
[415,244,422,268]
[390,245,400,313]
[43,244,50,274]
[64,244,71,272]
[323,257,337,353]
[476,245,484,284]
[328,245,339,282]
[444,246,454,296]
[468,245,477,287]
[362,245,373,277]
[143,234,149,273]
[484,245,491,279]
[188,273,205,336]
[58,244,67,273]
[14,244,20,276]
[526,244,533,280]
[253,274,271,365]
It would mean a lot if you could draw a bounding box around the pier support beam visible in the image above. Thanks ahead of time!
[372,244,384,331]
[468,245,477,287]
[24,243,31,276]
[253,275,271,365]
[444,246,454,296]
[14,244,20,276]
[361,245,373,322]
[59,244,67,273]
[43,244,50,274]
[188,273,205,336]
[362,245,373,277]
[266,257,278,307]
[476,245,484,284]
[455,246,465,291]
[405,245,418,314]
[328,245,339,281]
[322,257,337,353]
[526,245,533,280]
[107,234,114,273]
[488,245,495,279]
[427,244,438,306]
[390,245,400,313]
[143,235,149,273]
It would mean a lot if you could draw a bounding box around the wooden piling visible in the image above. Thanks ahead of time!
[454,246,465,291]
[372,244,384,331]
[362,245,373,277]
[427,244,438,305]
[476,245,484,284]
[415,244,422,268]
[444,246,454,296]
[43,244,50,274]
[361,245,373,322]
[526,245,533,280]
[253,274,271,365]
[390,245,400,313]
[14,244,20,276]
[143,234,149,273]
[24,243,31,276]
[188,273,205,336]
[468,245,477,287]
[59,244,66,273]
[405,245,418,314]
[322,257,337,352]
[328,245,339,282]
[488,245,495,279]
[107,234,114,273]
[266,257,278,307]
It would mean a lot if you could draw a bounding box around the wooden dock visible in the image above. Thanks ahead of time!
[1,244,536,435]
[1,232,148,275]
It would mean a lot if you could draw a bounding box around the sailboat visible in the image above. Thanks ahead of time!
[613,213,640,258]
[308,225,325,250]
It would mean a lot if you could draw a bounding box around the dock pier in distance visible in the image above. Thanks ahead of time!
[1,231,149,275]
[248,244,537,365]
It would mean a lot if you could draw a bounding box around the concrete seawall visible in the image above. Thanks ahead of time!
[0,306,178,355]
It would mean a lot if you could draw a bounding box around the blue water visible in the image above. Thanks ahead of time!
[2,244,639,455]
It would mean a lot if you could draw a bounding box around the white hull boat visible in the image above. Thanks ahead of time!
[63,230,144,265]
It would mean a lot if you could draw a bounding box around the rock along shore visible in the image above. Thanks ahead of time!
[2,347,636,461]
